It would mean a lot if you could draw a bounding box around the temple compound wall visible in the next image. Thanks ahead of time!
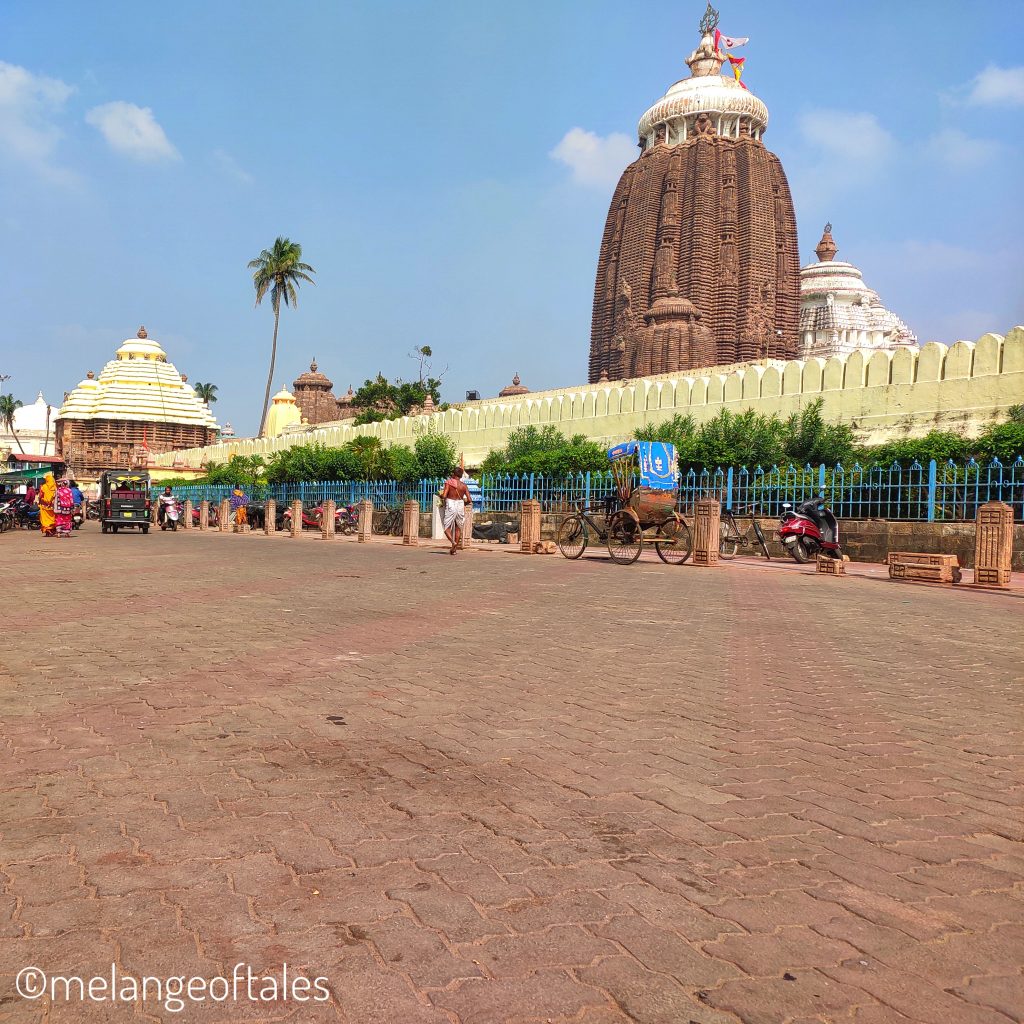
[156,329,1023,470]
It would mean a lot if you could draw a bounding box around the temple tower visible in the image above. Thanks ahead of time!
[590,5,800,381]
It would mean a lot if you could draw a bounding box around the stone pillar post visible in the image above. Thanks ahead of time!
[219,498,231,533]
[461,501,474,550]
[974,500,1013,588]
[151,499,159,525]
[290,500,302,538]
[264,499,276,536]
[692,497,721,566]
[520,499,541,554]
[403,500,419,546]
[321,499,336,540]
[182,499,193,530]
[199,500,209,531]
[357,499,374,543]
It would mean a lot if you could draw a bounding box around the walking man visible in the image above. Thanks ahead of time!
[441,467,471,555]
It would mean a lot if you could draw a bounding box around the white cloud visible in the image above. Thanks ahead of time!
[964,65,1024,107]
[0,61,75,181]
[550,127,635,189]
[799,110,894,169]
[925,128,1003,170]
[212,148,253,185]
[86,101,179,162]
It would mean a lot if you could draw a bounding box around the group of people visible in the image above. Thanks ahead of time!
[35,473,84,538]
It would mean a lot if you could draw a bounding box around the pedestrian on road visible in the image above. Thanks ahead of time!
[55,478,74,538]
[441,466,471,555]
[230,485,249,526]
[37,473,56,537]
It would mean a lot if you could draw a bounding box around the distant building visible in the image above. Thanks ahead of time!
[498,374,530,398]
[0,392,59,456]
[799,225,916,359]
[55,326,218,478]
[264,388,302,438]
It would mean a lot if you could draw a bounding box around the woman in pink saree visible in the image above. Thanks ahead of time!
[55,478,74,538]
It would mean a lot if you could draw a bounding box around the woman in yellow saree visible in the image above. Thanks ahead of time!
[38,473,57,536]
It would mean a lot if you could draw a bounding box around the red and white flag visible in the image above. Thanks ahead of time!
[714,29,749,51]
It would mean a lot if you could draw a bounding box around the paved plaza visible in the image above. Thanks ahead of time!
[1,528,1022,1023]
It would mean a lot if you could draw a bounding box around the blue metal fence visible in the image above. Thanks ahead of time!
[156,457,1023,522]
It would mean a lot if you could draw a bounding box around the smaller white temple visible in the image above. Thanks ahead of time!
[0,392,59,456]
[799,225,916,359]
[264,387,302,438]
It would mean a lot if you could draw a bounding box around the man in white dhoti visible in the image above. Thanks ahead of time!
[441,467,471,555]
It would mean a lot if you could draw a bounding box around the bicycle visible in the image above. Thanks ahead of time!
[373,505,404,536]
[718,503,771,560]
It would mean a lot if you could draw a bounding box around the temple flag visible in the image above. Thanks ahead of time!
[714,29,749,51]
[727,54,748,90]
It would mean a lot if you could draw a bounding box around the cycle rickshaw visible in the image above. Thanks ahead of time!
[557,440,692,565]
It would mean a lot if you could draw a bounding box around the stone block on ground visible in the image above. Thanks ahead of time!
[403,500,419,546]
[816,555,846,576]
[321,499,336,540]
[974,501,1013,588]
[520,500,541,554]
[887,552,962,584]
[264,499,276,536]
[357,499,374,543]
[199,500,209,531]
[692,497,721,566]
[183,500,193,530]
[290,500,302,538]
[461,503,474,550]
[219,499,231,533]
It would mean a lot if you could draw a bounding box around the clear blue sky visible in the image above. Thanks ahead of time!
[2,0,1022,436]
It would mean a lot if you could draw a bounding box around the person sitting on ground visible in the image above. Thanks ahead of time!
[441,466,471,555]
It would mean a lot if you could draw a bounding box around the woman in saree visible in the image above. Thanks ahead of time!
[229,486,248,526]
[37,473,57,537]
[55,478,74,538]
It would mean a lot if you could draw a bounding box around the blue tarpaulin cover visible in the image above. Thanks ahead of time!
[607,441,678,490]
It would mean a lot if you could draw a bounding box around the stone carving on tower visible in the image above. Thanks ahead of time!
[590,6,800,381]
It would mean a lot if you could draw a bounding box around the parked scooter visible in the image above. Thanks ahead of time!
[778,497,842,563]
[71,504,84,530]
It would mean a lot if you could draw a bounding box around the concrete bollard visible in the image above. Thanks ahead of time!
[182,499,193,530]
[519,499,541,554]
[461,501,474,550]
[151,499,159,525]
[290,500,302,538]
[403,500,419,546]
[692,497,721,566]
[219,498,231,533]
[974,500,1013,588]
[264,499,276,536]
[356,499,374,543]
[199,500,209,531]
[321,499,336,540]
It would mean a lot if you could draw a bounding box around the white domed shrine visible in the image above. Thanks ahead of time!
[56,326,218,476]
[264,387,302,438]
[799,225,916,359]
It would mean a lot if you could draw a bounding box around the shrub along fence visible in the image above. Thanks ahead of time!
[158,456,1023,523]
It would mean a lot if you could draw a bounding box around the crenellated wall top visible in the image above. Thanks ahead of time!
[153,328,1024,468]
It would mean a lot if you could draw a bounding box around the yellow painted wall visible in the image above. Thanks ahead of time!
[155,327,1024,470]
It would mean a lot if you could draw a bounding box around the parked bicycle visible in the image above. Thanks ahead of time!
[373,505,404,536]
[718,503,771,560]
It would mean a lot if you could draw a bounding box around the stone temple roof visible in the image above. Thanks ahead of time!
[799,229,916,344]
[57,326,219,429]
[498,373,530,398]
[293,358,334,390]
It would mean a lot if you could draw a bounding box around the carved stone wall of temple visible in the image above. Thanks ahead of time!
[590,11,800,382]
[292,359,341,425]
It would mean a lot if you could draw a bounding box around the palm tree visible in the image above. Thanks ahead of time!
[248,238,316,436]
[0,394,24,453]
[193,382,219,405]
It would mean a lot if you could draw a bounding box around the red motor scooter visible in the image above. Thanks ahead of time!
[778,498,843,563]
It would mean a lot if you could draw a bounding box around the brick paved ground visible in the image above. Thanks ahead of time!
[1,528,1021,1023]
